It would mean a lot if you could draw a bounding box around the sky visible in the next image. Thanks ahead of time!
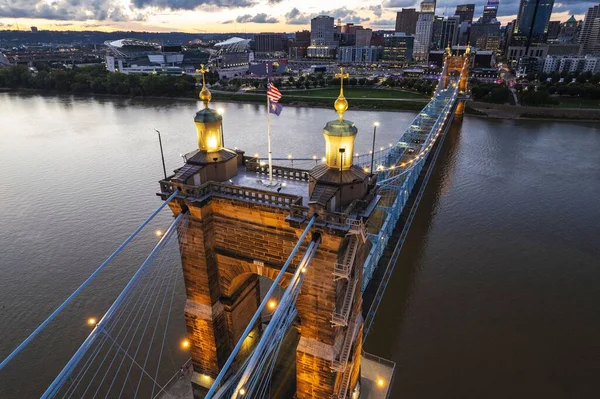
[0,0,595,33]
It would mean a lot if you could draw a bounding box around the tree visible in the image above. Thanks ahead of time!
[537,72,548,82]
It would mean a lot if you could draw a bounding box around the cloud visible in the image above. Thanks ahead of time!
[131,0,256,10]
[267,0,283,3]
[383,0,417,8]
[368,4,383,17]
[236,13,278,23]
[370,18,396,27]
[222,19,234,23]
[0,0,147,22]
[285,6,371,25]
[285,8,311,24]
[0,0,256,22]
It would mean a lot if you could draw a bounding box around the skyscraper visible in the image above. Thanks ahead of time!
[482,0,500,23]
[511,0,555,48]
[310,15,335,45]
[580,5,600,55]
[414,1,436,60]
[455,4,475,23]
[440,16,461,48]
[395,8,419,35]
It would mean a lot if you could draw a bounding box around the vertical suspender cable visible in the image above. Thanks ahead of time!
[0,190,180,372]
[42,211,186,399]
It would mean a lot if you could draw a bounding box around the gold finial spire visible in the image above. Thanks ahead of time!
[465,43,471,55]
[445,43,452,57]
[334,67,350,121]
[196,64,211,108]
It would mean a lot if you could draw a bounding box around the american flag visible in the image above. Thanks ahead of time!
[266,81,282,103]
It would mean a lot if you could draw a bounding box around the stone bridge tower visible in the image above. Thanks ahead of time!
[159,68,373,398]
[441,45,472,119]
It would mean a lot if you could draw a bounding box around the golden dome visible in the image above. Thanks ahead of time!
[199,85,211,107]
[196,63,211,109]
[334,67,350,121]
[334,94,348,120]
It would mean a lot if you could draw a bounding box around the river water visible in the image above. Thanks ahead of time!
[1,92,599,398]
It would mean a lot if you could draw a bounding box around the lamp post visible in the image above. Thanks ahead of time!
[217,108,225,147]
[370,122,379,175]
[154,128,167,180]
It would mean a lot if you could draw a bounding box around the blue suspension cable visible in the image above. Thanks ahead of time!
[64,247,167,399]
[42,211,186,399]
[0,190,180,372]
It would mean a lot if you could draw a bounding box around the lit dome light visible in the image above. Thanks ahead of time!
[281,182,287,187]
[287,154,292,159]
[268,299,277,310]
[377,378,385,388]
[181,339,190,349]
[155,230,164,237]
[312,155,317,160]
[239,388,246,396]
[373,121,380,127]
[87,317,97,326]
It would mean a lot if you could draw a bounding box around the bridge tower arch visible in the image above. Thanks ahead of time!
[161,68,372,398]
[441,45,472,119]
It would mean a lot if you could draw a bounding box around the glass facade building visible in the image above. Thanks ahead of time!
[511,0,555,47]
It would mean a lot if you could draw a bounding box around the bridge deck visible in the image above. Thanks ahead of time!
[229,165,311,205]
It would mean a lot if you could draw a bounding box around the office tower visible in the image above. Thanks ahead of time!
[471,20,501,50]
[547,21,561,40]
[580,5,600,54]
[455,4,475,23]
[431,16,445,49]
[356,28,373,47]
[482,0,500,23]
[254,33,284,53]
[310,15,336,45]
[414,1,435,60]
[511,0,555,47]
[395,8,419,34]
[383,33,415,62]
[440,16,461,48]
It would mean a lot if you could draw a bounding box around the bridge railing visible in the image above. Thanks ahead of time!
[159,179,303,208]
[244,158,311,181]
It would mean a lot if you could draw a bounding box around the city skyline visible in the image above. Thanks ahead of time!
[0,0,592,33]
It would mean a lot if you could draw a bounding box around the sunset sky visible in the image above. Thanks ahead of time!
[0,0,593,33]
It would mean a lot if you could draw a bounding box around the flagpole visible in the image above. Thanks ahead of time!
[266,66,274,185]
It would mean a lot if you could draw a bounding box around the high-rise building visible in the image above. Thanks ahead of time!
[395,8,419,35]
[414,1,435,60]
[470,21,501,50]
[295,30,311,47]
[310,15,336,45]
[547,21,561,40]
[382,33,415,62]
[455,4,475,23]
[308,15,337,58]
[558,15,579,42]
[254,33,284,53]
[440,16,461,48]
[579,5,600,55]
[511,0,555,47]
[482,0,500,23]
[356,28,373,47]
[431,16,445,49]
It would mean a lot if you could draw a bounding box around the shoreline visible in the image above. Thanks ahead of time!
[3,88,598,121]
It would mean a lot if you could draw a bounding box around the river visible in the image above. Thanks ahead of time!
[1,92,599,398]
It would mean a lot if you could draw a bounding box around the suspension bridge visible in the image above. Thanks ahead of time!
[0,48,471,399]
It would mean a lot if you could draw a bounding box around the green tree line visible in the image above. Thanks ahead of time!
[0,64,199,97]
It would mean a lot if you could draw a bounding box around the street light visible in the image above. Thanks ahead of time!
[154,128,167,180]
[370,122,379,176]
[217,108,225,147]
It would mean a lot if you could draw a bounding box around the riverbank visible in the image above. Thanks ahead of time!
[466,101,600,122]
[1,87,429,111]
